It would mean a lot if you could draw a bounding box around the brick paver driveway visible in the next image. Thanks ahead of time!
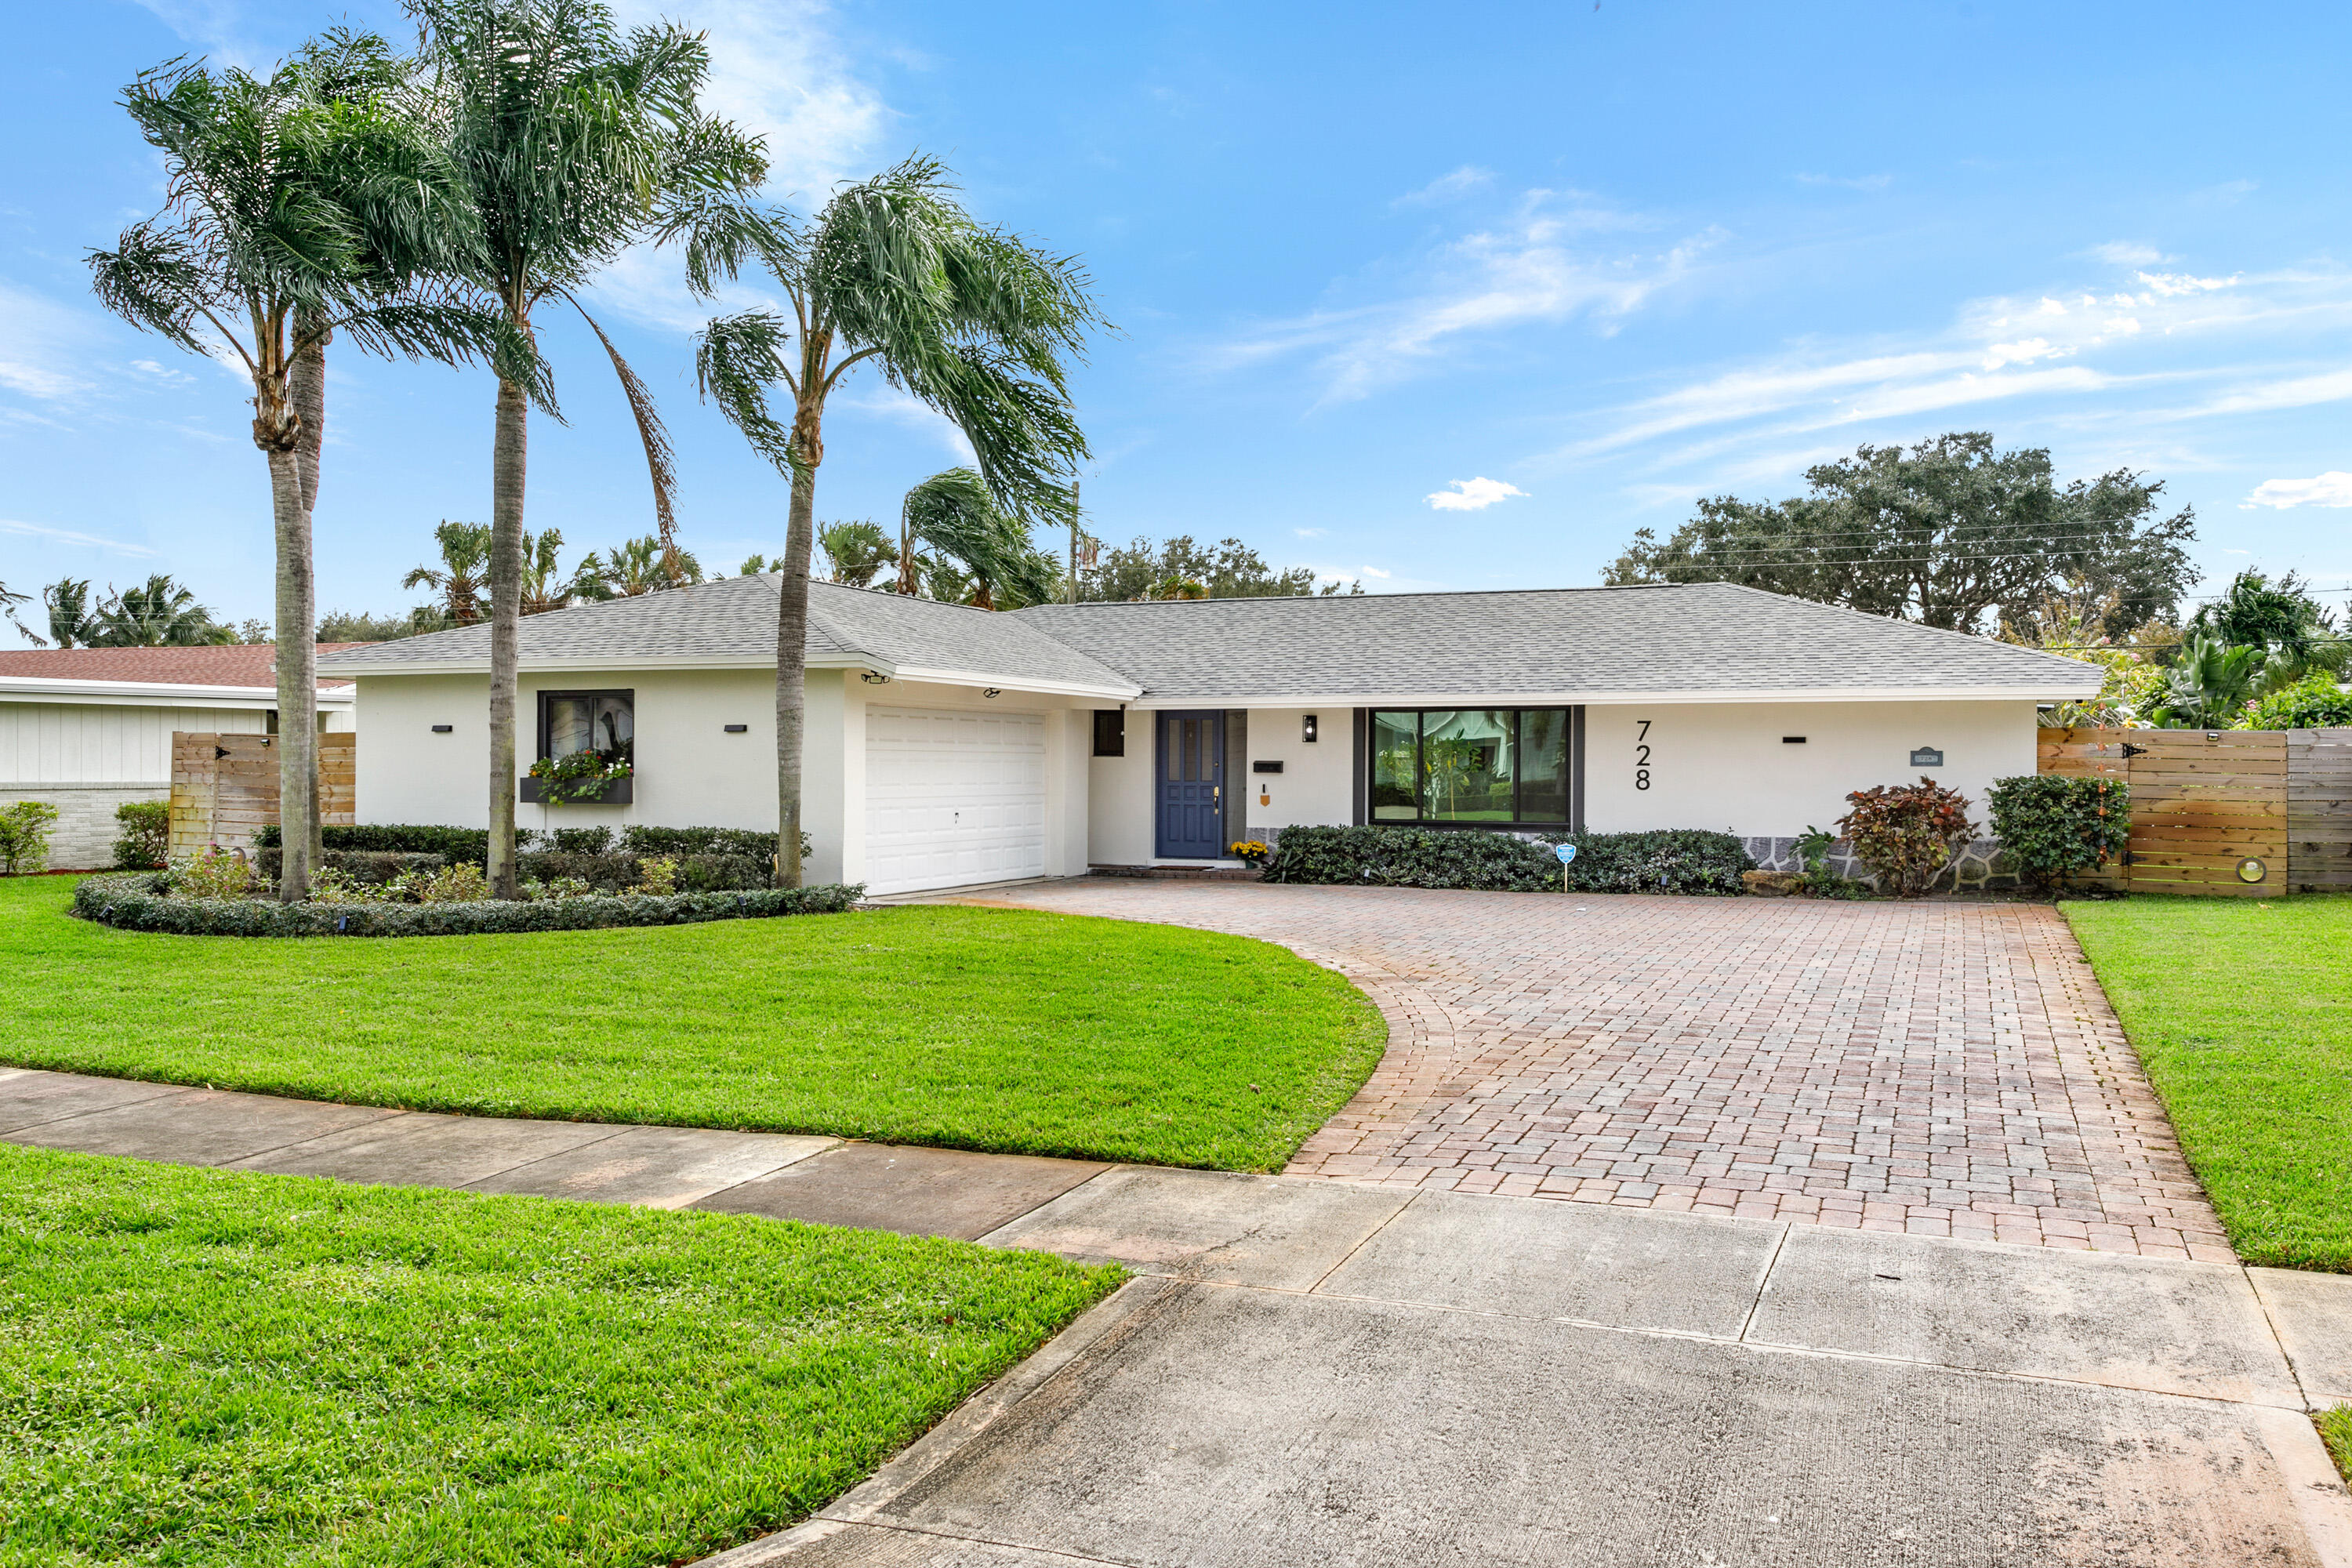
[968,880,2230,1261]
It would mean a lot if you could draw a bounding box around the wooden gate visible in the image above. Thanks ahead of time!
[169,731,355,859]
[2035,727,2352,896]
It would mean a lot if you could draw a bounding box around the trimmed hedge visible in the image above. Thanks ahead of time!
[254,824,528,865]
[256,849,448,884]
[1258,826,1754,895]
[515,851,768,893]
[70,873,864,938]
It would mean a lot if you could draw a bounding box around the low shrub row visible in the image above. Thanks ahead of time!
[514,851,770,894]
[255,848,449,884]
[252,822,809,866]
[71,873,864,938]
[1258,826,1754,895]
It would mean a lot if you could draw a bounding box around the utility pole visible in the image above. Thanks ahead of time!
[1069,479,1080,604]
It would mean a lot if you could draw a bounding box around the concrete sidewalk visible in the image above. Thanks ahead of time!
[7,1065,2351,1566]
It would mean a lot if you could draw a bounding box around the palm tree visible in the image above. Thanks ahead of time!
[895,469,1058,608]
[410,0,764,898]
[38,579,96,648]
[519,528,612,615]
[588,535,705,597]
[2151,633,2269,728]
[817,520,897,589]
[1,580,38,644]
[402,521,494,625]
[92,575,237,647]
[694,155,1103,884]
[85,38,524,902]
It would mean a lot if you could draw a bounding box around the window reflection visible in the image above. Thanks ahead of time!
[1370,708,1571,824]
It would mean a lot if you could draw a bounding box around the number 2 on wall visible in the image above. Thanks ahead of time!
[1635,720,1652,791]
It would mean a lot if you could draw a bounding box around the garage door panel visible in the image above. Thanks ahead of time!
[863,706,1047,895]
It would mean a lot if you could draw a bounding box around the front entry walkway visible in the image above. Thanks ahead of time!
[965,880,2230,1260]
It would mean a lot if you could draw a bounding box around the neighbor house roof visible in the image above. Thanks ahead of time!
[0,644,366,688]
[1011,583,2104,705]
[0,644,366,709]
[317,577,1142,699]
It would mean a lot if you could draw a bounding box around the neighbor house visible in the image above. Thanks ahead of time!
[0,644,360,869]
[316,579,2100,897]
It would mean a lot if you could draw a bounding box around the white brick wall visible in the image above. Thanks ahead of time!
[0,784,167,872]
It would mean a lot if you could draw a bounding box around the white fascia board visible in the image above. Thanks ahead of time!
[887,665,1142,701]
[0,677,354,709]
[1124,684,2099,709]
[332,652,890,678]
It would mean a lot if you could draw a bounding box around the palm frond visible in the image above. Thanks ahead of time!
[694,309,802,477]
[563,293,676,546]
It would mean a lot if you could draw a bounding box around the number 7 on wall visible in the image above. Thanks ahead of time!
[1635,718,1652,792]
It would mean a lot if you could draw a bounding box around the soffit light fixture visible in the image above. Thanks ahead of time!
[860,670,891,684]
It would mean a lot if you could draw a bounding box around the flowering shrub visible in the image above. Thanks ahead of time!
[629,857,679,896]
[112,800,171,870]
[528,749,633,804]
[1835,777,1979,898]
[2238,673,2352,731]
[168,846,256,899]
[1227,840,1270,863]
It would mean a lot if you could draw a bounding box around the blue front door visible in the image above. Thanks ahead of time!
[1155,710,1225,858]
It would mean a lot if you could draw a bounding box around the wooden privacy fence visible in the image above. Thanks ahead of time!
[168,731,354,860]
[2037,726,2352,895]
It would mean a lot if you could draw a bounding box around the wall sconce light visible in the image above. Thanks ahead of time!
[723,724,748,734]
[983,688,1001,699]
[859,670,891,684]
[430,724,454,734]
[1302,713,1319,742]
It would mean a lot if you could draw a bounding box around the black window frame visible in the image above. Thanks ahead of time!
[1365,706,1581,829]
[1092,708,1126,757]
[536,688,636,763]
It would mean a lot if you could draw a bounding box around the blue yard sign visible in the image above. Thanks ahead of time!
[1554,843,1577,864]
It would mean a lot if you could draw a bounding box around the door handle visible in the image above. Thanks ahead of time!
[1213,786,1221,800]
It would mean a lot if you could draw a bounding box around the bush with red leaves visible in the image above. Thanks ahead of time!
[1836,776,1980,897]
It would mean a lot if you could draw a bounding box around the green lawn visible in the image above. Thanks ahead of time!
[2063,895,2352,1272]
[0,876,1384,1173]
[0,1142,1117,1567]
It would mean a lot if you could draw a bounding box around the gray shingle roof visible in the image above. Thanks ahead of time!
[319,577,2100,702]
[1010,583,2103,702]
[316,576,1140,695]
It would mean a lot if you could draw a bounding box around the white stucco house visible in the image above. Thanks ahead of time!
[0,645,358,869]
[315,579,2100,897]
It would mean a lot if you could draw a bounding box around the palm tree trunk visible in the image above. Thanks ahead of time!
[774,449,815,888]
[487,376,528,898]
[266,445,318,905]
[290,314,328,871]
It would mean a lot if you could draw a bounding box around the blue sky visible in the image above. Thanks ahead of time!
[4,0,2348,642]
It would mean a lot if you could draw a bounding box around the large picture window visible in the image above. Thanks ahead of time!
[538,690,634,765]
[1369,709,1573,826]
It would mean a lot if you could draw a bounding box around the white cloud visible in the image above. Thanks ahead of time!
[1394,166,1495,207]
[1206,192,1717,403]
[1425,477,1527,511]
[2245,472,2352,509]
[1294,526,1328,538]
[836,385,975,462]
[1360,564,1392,579]
[0,518,158,557]
[1794,172,1893,191]
[2136,269,2238,298]
[0,281,97,403]
[2089,241,2169,266]
[605,0,886,200]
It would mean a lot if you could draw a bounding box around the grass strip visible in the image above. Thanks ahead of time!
[0,1142,1119,1566]
[2062,894,2352,1272]
[0,876,1385,1173]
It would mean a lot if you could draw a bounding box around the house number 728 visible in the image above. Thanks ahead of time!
[1635,719,1652,791]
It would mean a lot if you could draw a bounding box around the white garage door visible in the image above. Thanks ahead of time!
[864,706,1047,895]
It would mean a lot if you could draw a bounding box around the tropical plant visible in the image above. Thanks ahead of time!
[94,575,238,646]
[2188,569,2344,670]
[86,33,523,901]
[587,535,704,597]
[896,468,1058,608]
[0,801,61,875]
[816,520,897,588]
[410,0,765,898]
[526,748,633,804]
[1835,777,1979,897]
[520,527,612,615]
[692,154,1103,885]
[166,845,256,899]
[1081,535,1359,602]
[113,800,172,870]
[1984,775,2129,893]
[0,579,35,644]
[316,608,446,641]
[401,521,492,624]
[1605,432,2198,633]
[2150,633,2272,728]
[38,579,96,648]
[2238,673,2352,731]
